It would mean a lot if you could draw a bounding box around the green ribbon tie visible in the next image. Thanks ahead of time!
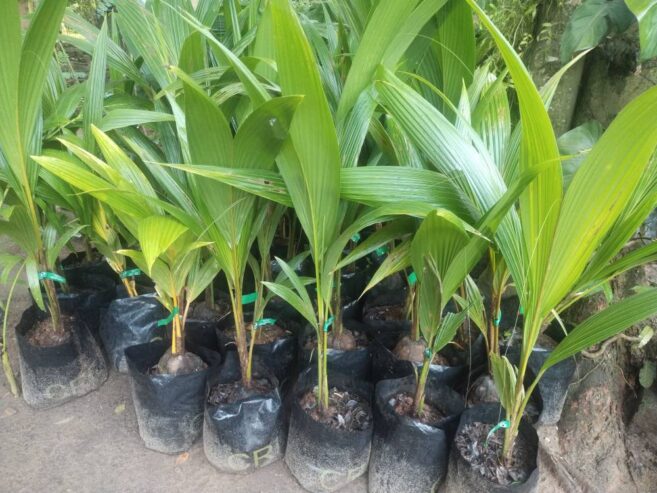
[408,271,417,286]
[424,348,432,360]
[519,306,524,315]
[120,268,141,279]
[254,318,277,328]
[494,309,502,327]
[242,292,257,305]
[38,272,66,284]
[157,307,179,327]
[351,233,361,243]
[323,316,334,332]
[485,419,511,448]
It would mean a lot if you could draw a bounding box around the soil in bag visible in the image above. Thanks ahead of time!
[125,339,222,454]
[443,403,539,493]
[285,368,373,493]
[203,352,286,474]
[15,305,108,409]
[368,375,465,493]
[99,293,168,372]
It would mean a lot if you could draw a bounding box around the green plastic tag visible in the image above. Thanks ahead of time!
[494,309,502,327]
[351,232,361,243]
[323,316,335,333]
[485,419,510,448]
[424,348,432,359]
[254,318,277,328]
[120,268,141,279]
[374,246,388,257]
[242,292,257,305]
[519,306,524,315]
[38,271,66,284]
[157,306,179,327]
[407,271,417,286]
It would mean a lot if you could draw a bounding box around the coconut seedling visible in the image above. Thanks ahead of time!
[118,217,219,373]
[175,71,302,388]
[405,211,477,416]
[34,125,221,370]
[0,0,72,340]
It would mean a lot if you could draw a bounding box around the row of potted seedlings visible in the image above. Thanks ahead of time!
[6,3,657,493]
[14,223,566,493]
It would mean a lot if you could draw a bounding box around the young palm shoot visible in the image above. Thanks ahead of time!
[408,211,479,415]
[119,217,218,373]
[178,74,301,388]
[243,203,288,383]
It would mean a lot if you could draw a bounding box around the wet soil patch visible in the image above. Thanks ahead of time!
[207,377,274,405]
[300,387,372,431]
[455,421,534,486]
[390,391,445,426]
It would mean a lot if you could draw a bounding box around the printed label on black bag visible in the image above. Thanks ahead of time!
[310,463,368,490]
[227,444,276,471]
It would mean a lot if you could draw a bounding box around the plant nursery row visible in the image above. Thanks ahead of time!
[2,0,657,492]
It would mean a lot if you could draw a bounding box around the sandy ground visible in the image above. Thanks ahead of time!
[0,241,366,493]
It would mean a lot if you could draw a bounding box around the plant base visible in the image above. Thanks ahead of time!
[203,353,286,474]
[125,341,220,454]
[443,403,539,493]
[369,375,465,493]
[16,307,108,409]
[284,368,373,493]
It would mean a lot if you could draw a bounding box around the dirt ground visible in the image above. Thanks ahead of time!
[0,240,366,493]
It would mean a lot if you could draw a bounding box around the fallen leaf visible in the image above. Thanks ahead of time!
[55,416,73,425]
[114,403,125,414]
[175,452,190,465]
[2,407,17,417]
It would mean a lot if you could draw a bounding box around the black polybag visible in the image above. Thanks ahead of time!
[99,293,167,372]
[368,375,465,493]
[298,321,372,382]
[363,287,485,387]
[215,314,298,386]
[15,305,108,409]
[57,272,117,334]
[505,338,576,425]
[124,339,222,454]
[284,368,373,493]
[443,403,539,493]
[370,338,466,387]
[203,352,286,474]
[61,250,118,281]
